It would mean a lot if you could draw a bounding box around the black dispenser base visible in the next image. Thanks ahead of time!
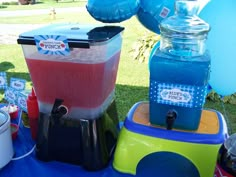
[36,100,119,171]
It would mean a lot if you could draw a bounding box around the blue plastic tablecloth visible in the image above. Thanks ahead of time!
[0,106,134,177]
[0,105,221,177]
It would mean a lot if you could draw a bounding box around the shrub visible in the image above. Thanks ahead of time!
[0,5,7,7]
[18,0,30,5]
[1,1,18,5]
[130,32,160,63]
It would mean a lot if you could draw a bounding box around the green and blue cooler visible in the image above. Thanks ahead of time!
[113,102,228,177]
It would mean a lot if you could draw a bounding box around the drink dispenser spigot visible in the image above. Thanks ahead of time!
[149,0,211,130]
[166,110,177,130]
[49,99,68,125]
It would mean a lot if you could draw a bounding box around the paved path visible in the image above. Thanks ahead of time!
[0,6,86,17]
[0,7,86,44]
[0,24,45,44]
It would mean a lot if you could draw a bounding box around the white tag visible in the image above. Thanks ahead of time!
[159,7,170,18]
[160,88,191,103]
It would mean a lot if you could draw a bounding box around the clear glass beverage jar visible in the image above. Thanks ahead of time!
[149,0,211,130]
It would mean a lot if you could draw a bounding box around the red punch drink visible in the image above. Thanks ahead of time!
[18,24,124,119]
[25,51,120,110]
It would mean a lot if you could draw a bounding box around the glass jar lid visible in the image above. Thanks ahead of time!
[160,0,210,39]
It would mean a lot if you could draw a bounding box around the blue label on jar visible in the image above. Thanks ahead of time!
[34,35,70,56]
[149,81,207,108]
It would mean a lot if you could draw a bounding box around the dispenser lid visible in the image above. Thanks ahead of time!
[17,23,124,48]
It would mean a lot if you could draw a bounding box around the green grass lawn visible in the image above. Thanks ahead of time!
[0,2,236,133]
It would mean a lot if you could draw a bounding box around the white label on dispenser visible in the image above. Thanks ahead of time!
[10,78,26,91]
[160,88,191,103]
[0,72,7,89]
[149,81,208,108]
[34,35,70,56]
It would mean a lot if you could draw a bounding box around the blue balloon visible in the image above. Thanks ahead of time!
[86,0,140,23]
[136,0,175,34]
[197,0,211,14]
[199,0,236,96]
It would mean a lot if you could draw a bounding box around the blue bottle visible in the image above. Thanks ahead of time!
[149,0,210,130]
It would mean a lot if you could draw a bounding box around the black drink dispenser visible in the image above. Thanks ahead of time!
[17,24,124,170]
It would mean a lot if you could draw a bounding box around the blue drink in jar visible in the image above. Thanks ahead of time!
[149,0,211,130]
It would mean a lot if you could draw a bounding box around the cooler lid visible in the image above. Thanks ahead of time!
[0,110,8,127]
[17,23,124,48]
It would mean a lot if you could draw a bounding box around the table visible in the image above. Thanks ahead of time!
[0,105,133,177]
[0,104,229,177]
